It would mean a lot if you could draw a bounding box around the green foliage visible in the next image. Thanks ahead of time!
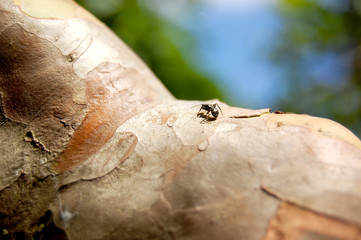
[273,0,361,137]
[76,0,224,101]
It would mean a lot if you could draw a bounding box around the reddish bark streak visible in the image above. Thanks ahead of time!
[54,62,158,173]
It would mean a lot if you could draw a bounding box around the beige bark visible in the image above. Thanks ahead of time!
[1,0,361,239]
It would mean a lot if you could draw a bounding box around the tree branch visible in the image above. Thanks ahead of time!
[1,0,361,239]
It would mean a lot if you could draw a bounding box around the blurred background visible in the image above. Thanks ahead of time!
[76,0,361,137]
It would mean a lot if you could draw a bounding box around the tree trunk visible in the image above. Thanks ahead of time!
[1,0,361,239]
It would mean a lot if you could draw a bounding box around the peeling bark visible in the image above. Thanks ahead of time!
[1,0,361,239]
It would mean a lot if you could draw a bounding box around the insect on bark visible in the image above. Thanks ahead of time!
[197,103,223,122]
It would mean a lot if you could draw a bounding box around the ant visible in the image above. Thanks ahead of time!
[197,103,223,122]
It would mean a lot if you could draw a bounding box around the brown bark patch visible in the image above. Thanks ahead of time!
[263,202,361,240]
[0,23,86,155]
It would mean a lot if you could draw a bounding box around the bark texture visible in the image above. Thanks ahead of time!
[1,0,361,239]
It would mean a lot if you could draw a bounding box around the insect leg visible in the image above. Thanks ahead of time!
[197,106,204,117]
[214,103,224,116]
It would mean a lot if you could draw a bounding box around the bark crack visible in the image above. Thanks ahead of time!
[24,131,51,154]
